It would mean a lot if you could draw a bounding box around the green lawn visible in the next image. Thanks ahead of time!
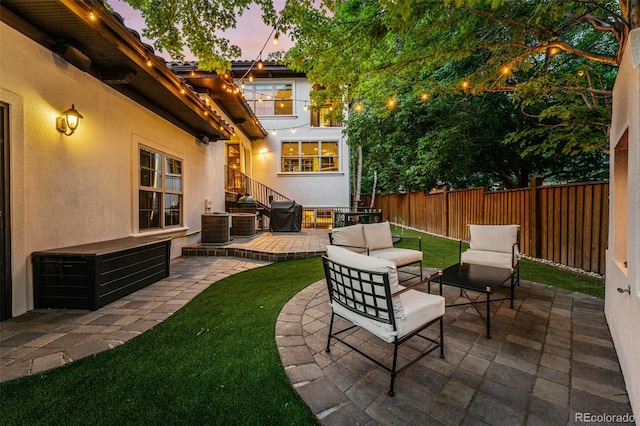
[0,258,323,426]
[0,230,604,425]
[393,227,605,298]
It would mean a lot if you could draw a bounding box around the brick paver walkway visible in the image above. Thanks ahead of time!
[277,271,634,425]
[0,256,268,382]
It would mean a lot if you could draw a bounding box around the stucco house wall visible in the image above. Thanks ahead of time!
[605,28,640,415]
[248,78,351,208]
[1,22,234,317]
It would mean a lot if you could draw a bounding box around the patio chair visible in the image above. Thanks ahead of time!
[323,245,445,397]
[459,224,521,288]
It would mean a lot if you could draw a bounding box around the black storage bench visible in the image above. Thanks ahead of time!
[32,236,171,310]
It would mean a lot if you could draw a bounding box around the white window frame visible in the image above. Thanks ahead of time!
[138,145,184,232]
[243,82,295,117]
[280,140,340,173]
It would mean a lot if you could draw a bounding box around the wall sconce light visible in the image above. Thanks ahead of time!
[56,104,83,136]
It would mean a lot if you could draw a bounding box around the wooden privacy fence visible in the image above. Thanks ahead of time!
[363,180,609,275]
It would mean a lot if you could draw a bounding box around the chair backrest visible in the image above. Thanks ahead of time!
[468,224,520,253]
[322,255,396,328]
[329,223,366,252]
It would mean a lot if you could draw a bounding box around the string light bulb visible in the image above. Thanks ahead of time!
[146,58,152,67]
[501,66,511,76]
[420,92,429,101]
[89,12,97,21]
[273,32,280,45]
[548,47,560,57]
[387,98,396,108]
[257,59,264,70]
[461,80,470,89]
[354,103,363,112]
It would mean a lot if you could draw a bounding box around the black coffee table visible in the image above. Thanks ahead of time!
[437,263,516,338]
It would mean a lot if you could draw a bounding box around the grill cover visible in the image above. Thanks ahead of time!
[270,200,302,232]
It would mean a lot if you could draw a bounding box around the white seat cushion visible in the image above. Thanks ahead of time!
[331,224,366,252]
[369,247,423,268]
[326,245,404,318]
[469,224,518,253]
[362,221,394,250]
[461,249,518,270]
[332,289,444,343]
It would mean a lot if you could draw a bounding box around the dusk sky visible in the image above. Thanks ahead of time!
[110,0,293,62]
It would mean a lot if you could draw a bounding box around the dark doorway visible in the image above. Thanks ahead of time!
[1,102,11,321]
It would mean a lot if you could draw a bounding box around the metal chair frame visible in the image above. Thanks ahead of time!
[322,256,444,397]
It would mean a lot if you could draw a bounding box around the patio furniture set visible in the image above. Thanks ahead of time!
[323,221,520,396]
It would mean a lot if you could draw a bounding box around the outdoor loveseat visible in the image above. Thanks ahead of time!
[328,221,424,281]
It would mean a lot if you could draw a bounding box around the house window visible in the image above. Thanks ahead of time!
[281,141,338,172]
[139,146,183,230]
[311,102,343,127]
[244,83,293,116]
[613,130,628,273]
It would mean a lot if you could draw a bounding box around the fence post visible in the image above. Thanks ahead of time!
[528,177,543,258]
[444,188,450,238]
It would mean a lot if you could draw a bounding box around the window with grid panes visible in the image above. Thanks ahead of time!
[310,102,343,127]
[281,141,338,172]
[243,83,293,115]
[139,146,183,230]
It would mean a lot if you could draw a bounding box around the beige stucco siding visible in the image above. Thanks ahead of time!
[1,22,229,316]
[606,28,640,415]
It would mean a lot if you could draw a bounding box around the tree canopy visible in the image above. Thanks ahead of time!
[118,0,637,192]
[280,0,627,191]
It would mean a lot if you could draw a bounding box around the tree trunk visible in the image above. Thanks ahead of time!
[353,144,363,210]
[621,0,640,28]
[369,170,377,208]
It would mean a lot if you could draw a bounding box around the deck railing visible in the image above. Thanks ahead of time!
[225,166,289,210]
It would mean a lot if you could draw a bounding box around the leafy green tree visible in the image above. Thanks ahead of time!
[114,0,286,71]
[281,0,624,191]
[119,0,630,192]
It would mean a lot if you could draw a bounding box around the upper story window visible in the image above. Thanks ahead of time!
[310,102,343,127]
[139,146,183,230]
[244,83,293,116]
[281,141,339,173]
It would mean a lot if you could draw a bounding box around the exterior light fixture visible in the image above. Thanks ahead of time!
[56,104,83,136]
[273,32,280,45]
